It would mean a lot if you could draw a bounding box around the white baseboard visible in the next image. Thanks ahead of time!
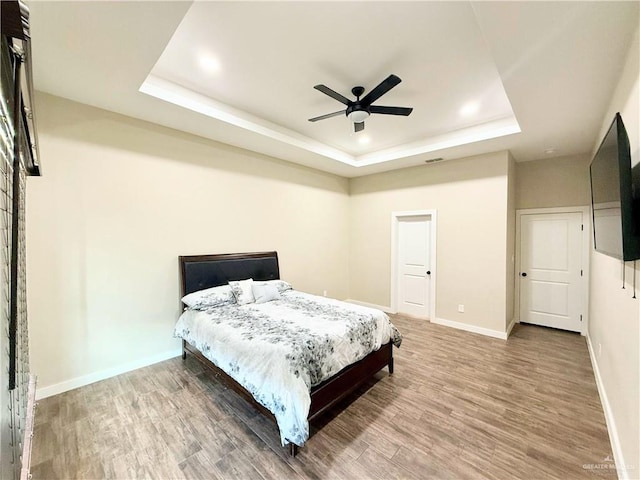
[345,299,395,314]
[35,348,182,400]
[432,317,508,340]
[506,317,516,338]
[586,334,629,480]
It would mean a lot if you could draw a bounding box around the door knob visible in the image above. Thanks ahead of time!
[426,271,431,275]
[521,272,527,277]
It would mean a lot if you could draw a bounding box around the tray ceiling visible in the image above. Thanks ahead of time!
[30,1,639,177]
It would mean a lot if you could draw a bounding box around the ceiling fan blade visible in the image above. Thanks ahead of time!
[360,74,402,107]
[354,121,365,133]
[314,85,351,105]
[370,105,413,116]
[308,110,346,122]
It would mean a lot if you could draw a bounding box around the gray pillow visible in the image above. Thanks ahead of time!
[252,283,281,304]
[264,279,293,293]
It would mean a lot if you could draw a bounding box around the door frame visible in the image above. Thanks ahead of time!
[390,210,437,320]
[515,206,591,335]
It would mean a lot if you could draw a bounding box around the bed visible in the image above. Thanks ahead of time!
[174,251,401,456]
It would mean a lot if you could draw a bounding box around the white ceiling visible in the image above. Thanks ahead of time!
[29,1,639,178]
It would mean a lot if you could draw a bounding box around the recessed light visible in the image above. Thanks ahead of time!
[198,53,221,74]
[460,101,480,117]
[544,147,556,155]
[358,135,371,145]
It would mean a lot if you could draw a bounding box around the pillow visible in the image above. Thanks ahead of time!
[229,278,255,305]
[264,279,293,293]
[252,283,281,304]
[181,285,235,310]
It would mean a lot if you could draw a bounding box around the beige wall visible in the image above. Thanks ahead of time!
[349,152,511,334]
[28,93,350,392]
[515,154,591,210]
[588,27,639,478]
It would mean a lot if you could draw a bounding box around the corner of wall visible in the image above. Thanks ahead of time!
[505,151,517,331]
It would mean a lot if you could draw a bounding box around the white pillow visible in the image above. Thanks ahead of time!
[252,283,281,304]
[229,278,255,305]
[182,285,235,310]
[264,279,293,293]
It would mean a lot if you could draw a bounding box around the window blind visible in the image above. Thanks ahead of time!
[0,27,38,480]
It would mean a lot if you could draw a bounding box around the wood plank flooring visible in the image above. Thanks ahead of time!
[31,315,614,479]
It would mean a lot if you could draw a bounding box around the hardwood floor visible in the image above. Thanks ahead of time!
[31,315,613,479]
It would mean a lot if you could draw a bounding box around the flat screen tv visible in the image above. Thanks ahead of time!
[590,113,640,261]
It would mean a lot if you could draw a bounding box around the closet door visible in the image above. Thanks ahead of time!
[519,212,584,332]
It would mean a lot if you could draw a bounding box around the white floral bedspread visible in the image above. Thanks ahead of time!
[173,290,402,446]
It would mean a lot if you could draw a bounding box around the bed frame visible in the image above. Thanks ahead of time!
[179,251,394,456]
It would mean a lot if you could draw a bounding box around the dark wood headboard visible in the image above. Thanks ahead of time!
[179,251,280,296]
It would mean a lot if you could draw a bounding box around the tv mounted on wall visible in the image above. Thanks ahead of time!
[590,113,640,261]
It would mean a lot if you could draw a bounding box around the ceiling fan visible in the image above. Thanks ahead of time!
[308,74,413,133]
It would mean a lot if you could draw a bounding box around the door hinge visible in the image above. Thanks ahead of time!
[581,224,584,231]
[580,314,583,322]
[581,269,583,276]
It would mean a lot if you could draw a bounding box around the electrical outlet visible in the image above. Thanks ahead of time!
[323,290,327,297]
[458,304,464,313]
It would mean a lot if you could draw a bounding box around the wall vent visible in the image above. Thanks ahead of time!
[424,157,444,164]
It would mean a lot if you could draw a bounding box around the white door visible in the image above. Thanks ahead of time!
[397,216,431,318]
[519,212,583,332]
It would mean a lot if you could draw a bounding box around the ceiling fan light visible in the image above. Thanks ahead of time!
[347,110,370,123]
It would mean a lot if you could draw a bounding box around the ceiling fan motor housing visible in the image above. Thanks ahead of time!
[348,86,369,121]
[346,104,370,120]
